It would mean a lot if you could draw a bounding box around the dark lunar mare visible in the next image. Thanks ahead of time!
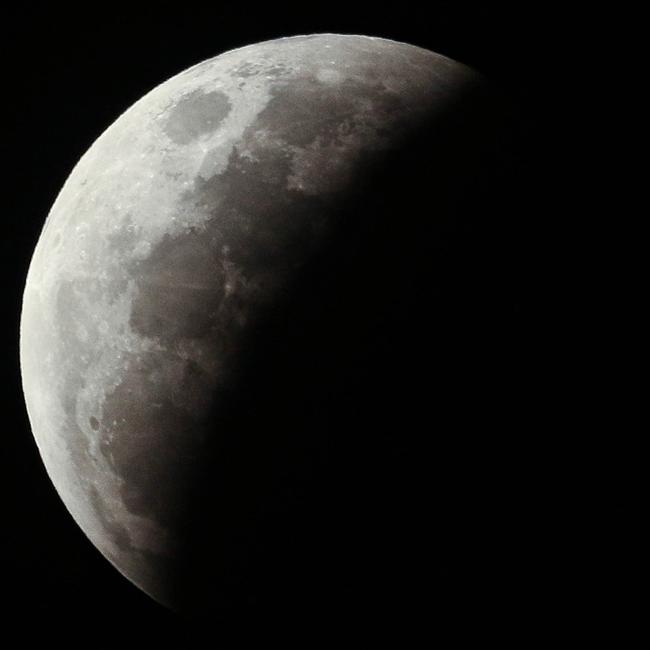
[161,80,518,623]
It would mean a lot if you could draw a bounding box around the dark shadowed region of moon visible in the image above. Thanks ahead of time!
[20,34,508,618]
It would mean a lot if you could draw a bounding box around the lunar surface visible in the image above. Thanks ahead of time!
[20,34,491,610]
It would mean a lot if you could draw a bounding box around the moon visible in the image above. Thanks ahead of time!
[20,34,493,611]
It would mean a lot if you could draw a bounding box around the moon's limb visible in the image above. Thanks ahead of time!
[20,34,482,608]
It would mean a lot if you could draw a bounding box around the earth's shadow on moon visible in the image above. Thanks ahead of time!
[166,80,520,629]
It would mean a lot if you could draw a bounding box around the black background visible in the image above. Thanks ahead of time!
[3,2,628,646]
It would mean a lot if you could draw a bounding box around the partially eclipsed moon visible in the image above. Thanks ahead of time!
[20,34,486,610]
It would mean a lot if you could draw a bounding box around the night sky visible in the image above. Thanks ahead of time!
[3,3,628,645]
